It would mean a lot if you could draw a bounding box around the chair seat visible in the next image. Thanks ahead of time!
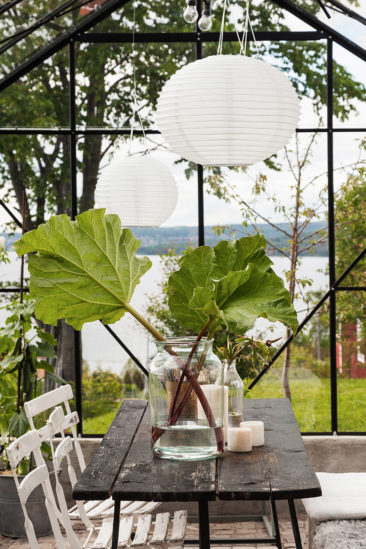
[87,510,187,549]
[302,473,366,521]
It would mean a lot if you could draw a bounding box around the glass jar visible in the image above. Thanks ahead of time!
[225,360,244,428]
[149,337,224,460]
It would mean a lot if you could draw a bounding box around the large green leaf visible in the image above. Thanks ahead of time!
[168,247,216,332]
[211,235,273,278]
[216,265,298,333]
[14,209,152,330]
[169,236,298,334]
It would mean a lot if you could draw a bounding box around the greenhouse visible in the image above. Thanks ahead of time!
[0,0,365,547]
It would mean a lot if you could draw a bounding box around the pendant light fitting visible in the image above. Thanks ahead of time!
[184,0,213,30]
[183,0,198,23]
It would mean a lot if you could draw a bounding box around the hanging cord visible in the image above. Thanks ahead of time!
[217,0,228,55]
[239,0,249,55]
[218,0,260,58]
[128,3,150,156]
[247,4,260,58]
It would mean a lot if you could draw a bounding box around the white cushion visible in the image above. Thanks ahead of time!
[317,473,366,497]
[302,473,366,521]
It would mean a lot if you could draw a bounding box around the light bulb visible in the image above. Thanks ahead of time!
[184,4,198,23]
[198,13,212,31]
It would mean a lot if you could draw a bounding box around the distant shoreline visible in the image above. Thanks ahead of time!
[1,220,328,257]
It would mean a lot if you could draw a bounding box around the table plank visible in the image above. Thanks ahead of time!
[255,399,322,500]
[218,399,321,501]
[113,406,216,502]
[73,399,147,500]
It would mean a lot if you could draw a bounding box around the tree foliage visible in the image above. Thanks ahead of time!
[0,0,364,229]
[334,154,366,324]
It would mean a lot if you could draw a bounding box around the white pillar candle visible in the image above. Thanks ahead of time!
[197,384,224,424]
[224,386,228,445]
[240,420,264,446]
[227,427,252,452]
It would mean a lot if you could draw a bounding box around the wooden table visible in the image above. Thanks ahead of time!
[73,398,321,549]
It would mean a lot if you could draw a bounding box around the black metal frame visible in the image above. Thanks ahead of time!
[0,0,366,436]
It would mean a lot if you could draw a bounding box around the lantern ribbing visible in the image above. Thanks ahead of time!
[156,55,301,166]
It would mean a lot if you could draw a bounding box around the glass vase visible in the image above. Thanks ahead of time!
[149,337,224,460]
[225,360,244,428]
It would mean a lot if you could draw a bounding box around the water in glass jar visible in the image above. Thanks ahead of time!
[153,420,220,460]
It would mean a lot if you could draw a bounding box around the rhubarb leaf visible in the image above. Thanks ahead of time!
[14,209,151,330]
[216,265,298,333]
[168,236,298,334]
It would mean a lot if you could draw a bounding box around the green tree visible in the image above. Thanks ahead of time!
[334,155,366,370]
[82,364,124,419]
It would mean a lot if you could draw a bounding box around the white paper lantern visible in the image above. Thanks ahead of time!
[95,155,178,227]
[156,55,300,166]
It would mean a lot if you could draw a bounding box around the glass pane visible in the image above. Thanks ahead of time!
[0,2,94,79]
[332,43,366,130]
[80,253,165,434]
[337,291,366,432]
[248,301,331,433]
[75,41,195,129]
[334,131,366,284]
[0,134,74,223]
[1,50,69,127]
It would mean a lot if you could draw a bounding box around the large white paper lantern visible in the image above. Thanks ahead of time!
[156,55,300,166]
[95,155,178,227]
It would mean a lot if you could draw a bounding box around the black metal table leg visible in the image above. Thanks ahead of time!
[288,499,303,549]
[270,499,282,549]
[111,500,121,549]
[198,500,210,549]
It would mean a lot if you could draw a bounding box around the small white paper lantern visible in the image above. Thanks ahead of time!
[95,155,178,227]
[156,55,300,166]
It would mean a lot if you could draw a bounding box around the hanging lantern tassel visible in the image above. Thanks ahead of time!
[95,155,178,227]
[156,55,300,167]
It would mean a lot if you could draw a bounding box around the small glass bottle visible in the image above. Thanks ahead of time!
[225,360,244,428]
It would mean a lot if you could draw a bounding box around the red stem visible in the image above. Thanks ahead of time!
[168,320,210,419]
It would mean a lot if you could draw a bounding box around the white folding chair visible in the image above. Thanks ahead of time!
[7,427,187,549]
[24,384,160,519]
[6,429,79,549]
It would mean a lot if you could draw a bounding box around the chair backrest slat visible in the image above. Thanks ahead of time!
[24,385,73,426]
[7,430,42,469]
[54,436,73,471]
[18,464,49,504]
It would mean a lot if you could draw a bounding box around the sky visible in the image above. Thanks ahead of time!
[0,1,365,232]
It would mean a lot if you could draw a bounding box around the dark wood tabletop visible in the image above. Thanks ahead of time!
[73,398,321,504]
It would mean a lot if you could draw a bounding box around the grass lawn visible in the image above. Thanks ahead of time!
[83,407,120,434]
[82,374,366,434]
[247,371,366,432]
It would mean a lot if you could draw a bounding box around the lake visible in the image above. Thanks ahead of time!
[0,253,328,374]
